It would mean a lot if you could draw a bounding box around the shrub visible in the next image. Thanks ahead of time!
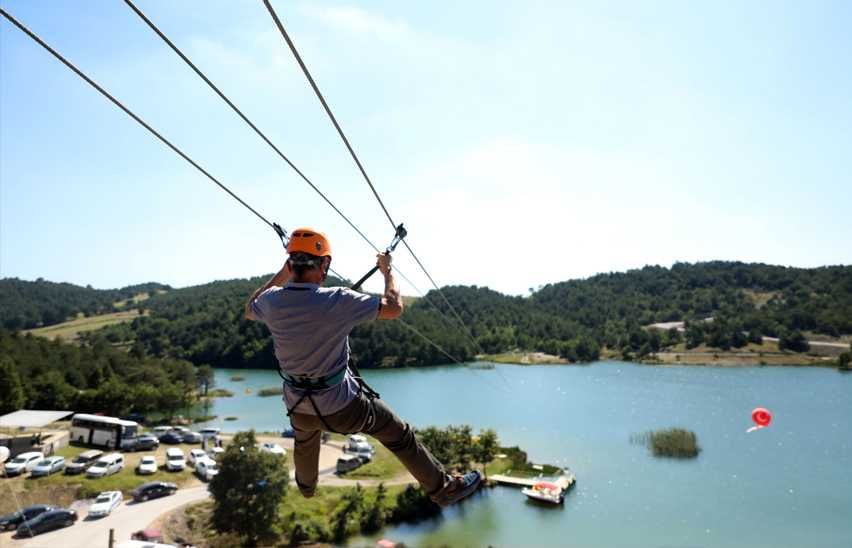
[649,428,700,458]
[779,330,810,353]
[390,485,440,522]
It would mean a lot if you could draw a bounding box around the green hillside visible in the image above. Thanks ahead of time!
[75,262,852,368]
[0,277,170,329]
[3,262,850,375]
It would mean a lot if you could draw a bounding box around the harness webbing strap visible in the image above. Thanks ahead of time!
[280,363,381,434]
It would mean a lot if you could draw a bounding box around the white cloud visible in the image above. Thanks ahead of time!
[381,136,790,296]
[300,5,413,42]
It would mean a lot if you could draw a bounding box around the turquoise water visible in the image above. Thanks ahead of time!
[204,363,852,547]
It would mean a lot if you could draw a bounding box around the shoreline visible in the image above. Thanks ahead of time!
[475,351,837,368]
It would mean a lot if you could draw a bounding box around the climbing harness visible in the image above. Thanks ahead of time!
[278,362,381,432]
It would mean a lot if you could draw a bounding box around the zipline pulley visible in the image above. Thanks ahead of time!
[272,222,288,248]
[351,223,407,291]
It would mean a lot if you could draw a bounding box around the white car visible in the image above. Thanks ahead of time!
[259,442,286,456]
[188,449,207,466]
[345,435,375,463]
[199,427,221,438]
[87,453,124,478]
[136,456,158,475]
[151,426,172,437]
[165,448,185,472]
[195,458,219,481]
[3,452,43,477]
[30,456,65,477]
[208,447,224,461]
[88,491,122,518]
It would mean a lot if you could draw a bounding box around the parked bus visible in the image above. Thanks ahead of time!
[70,414,138,449]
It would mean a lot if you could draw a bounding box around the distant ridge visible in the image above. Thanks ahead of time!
[0,277,170,330]
[3,261,848,369]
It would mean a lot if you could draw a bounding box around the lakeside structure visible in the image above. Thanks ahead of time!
[490,471,576,491]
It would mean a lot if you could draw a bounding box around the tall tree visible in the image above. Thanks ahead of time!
[196,364,215,396]
[0,356,26,414]
[779,330,810,353]
[209,430,289,544]
[473,428,499,480]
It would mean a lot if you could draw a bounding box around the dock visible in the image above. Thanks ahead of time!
[490,470,576,490]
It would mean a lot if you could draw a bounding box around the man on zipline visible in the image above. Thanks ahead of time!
[245,228,481,506]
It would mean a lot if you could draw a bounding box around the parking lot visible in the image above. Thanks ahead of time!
[1,431,387,547]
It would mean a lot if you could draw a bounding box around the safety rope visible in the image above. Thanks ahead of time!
[262,0,491,360]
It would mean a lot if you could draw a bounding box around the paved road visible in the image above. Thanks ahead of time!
[0,486,210,548]
[646,322,850,352]
[762,336,850,349]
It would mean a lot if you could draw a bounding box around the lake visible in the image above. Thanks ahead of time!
[202,362,852,547]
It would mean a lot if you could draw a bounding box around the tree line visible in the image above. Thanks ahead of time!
[2,262,850,387]
[0,329,209,416]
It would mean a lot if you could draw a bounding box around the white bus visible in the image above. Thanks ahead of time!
[70,414,139,449]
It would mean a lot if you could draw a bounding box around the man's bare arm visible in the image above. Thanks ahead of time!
[245,262,293,321]
[376,254,403,320]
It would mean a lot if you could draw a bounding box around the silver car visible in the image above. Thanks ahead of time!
[29,456,65,477]
[3,452,44,477]
[181,431,202,444]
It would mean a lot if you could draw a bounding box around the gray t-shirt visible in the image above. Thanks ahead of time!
[251,282,380,415]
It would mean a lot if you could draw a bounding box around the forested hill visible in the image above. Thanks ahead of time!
[2,262,851,370]
[0,278,171,329]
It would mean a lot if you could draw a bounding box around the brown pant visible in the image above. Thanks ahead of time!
[288,391,446,497]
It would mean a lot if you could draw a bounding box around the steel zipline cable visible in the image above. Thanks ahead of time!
[120,0,439,315]
[124,0,486,365]
[261,0,490,360]
[0,9,274,231]
[0,7,357,279]
[0,6,494,385]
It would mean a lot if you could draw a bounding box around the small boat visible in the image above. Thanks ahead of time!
[521,481,564,504]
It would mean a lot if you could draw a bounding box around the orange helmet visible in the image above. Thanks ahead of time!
[287,227,332,257]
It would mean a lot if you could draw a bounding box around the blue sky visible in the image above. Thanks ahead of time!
[1,0,850,296]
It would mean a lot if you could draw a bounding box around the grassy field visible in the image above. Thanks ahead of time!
[24,309,147,341]
[741,289,779,308]
[484,446,561,479]
[651,341,832,366]
[480,351,567,365]
[112,292,153,309]
[343,437,406,480]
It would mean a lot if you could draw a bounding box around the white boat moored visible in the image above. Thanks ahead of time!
[521,481,564,504]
